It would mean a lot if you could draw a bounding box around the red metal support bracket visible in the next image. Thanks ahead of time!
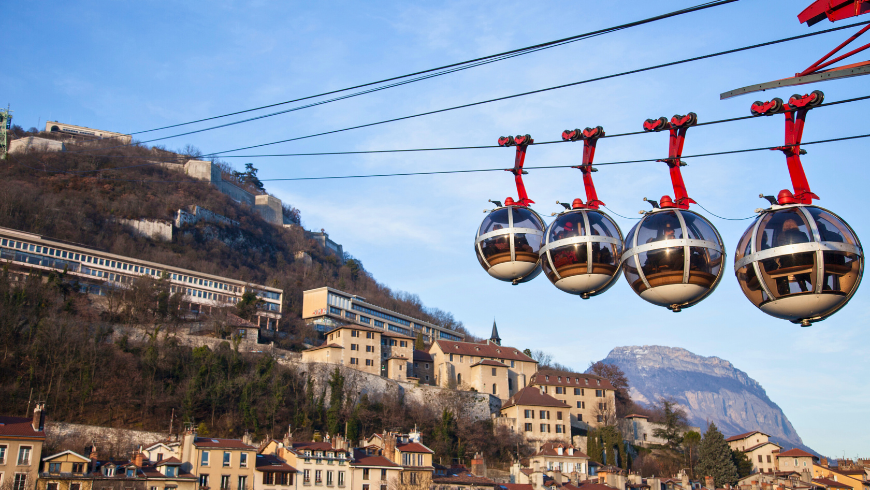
[561,126,605,209]
[497,134,535,207]
[750,91,824,205]
[797,22,870,76]
[642,113,698,210]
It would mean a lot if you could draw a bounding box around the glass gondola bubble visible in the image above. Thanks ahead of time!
[474,134,545,285]
[735,92,863,326]
[620,113,726,311]
[539,127,624,298]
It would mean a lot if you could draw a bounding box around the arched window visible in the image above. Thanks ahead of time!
[457,373,462,385]
[492,384,497,395]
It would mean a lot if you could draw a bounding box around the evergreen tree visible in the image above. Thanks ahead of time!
[326,368,344,436]
[697,423,739,487]
[652,399,689,450]
[730,448,754,479]
[586,428,603,463]
[415,333,426,351]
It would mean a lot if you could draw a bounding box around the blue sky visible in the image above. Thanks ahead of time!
[6,1,869,456]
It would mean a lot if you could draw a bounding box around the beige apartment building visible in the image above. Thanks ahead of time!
[301,325,413,380]
[776,449,816,478]
[178,432,257,490]
[726,431,782,474]
[497,387,571,447]
[0,404,46,490]
[428,323,537,400]
[620,414,700,447]
[360,432,433,489]
[528,369,616,429]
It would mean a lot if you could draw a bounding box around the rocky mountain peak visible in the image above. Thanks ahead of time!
[600,345,806,450]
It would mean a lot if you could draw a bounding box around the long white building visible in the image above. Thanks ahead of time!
[0,226,283,329]
[301,286,463,342]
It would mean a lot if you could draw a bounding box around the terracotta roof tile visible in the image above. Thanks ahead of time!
[534,443,588,458]
[498,484,534,490]
[305,343,344,352]
[530,369,615,391]
[502,386,570,410]
[397,442,433,454]
[725,431,768,442]
[193,437,255,449]
[351,450,400,467]
[0,416,45,439]
[255,454,297,472]
[472,360,508,368]
[743,442,781,452]
[777,449,816,458]
[432,340,536,363]
[812,478,851,488]
[413,350,433,362]
[433,474,496,486]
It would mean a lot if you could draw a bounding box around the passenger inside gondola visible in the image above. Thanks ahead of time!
[768,217,813,295]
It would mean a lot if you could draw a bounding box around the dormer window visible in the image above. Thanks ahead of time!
[327,452,334,458]
[126,468,136,478]
[165,466,177,477]
[103,466,116,477]
[558,377,562,382]
[596,379,600,386]
[546,376,549,381]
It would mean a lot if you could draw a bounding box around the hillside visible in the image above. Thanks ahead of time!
[0,132,468,342]
[597,346,815,453]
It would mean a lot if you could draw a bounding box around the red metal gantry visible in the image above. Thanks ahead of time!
[561,126,606,209]
[642,113,699,210]
[721,0,870,99]
[496,134,535,207]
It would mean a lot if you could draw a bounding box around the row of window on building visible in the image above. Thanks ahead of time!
[448,353,516,368]
[302,469,345,486]
[349,358,376,366]
[327,293,462,341]
[551,387,607,396]
[523,423,568,433]
[197,474,249,490]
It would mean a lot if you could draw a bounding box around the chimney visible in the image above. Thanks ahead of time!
[533,470,545,489]
[242,430,253,447]
[384,432,397,464]
[283,425,293,447]
[88,444,98,473]
[133,451,145,467]
[471,452,486,477]
[32,403,46,432]
[706,476,715,489]
[681,471,690,490]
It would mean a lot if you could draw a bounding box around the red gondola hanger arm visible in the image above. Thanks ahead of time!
[750,91,824,205]
[642,113,698,210]
[497,134,535,207]
[562,126,605,209]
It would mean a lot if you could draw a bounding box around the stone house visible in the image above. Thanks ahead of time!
[496,387,571,448]
[725,432,782,474]
[301,325,413,381]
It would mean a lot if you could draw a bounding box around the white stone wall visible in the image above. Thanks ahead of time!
[9,136,66,154]
[118,218,173,242]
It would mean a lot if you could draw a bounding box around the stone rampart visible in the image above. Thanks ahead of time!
[291,361,497,421]
[118,218,173,242]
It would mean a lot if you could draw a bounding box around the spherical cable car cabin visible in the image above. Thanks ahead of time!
[539,127,624,298]
[734,92,863,325]
[619,113,726,311]
[474,135,545,284]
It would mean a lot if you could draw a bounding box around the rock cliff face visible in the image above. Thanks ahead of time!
[598,346,805,448]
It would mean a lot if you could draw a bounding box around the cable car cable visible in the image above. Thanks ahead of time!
[37,93,870,176]
[61,19,870,157]
[127,0,737,135]
[24,132,870,183]
[692,202,756,220]
[195,20,870,157]
[601,206,642,220]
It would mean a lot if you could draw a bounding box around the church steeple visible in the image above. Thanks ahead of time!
[489,319,501,346]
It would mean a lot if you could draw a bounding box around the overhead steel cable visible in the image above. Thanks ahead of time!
[24,133,870,183]
[196,20,870,157]
[128,0,737,136]
[45,93,870,174]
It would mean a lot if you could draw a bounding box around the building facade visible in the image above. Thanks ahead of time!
[428,331,537,400]
[0,226,283,329]
[301,287,463,343]
[725,432,782,474]
[528,369,616,429]
[301,325,413,380]
[0,405,46,490]
[178,432,257,490]
[497,387,571,447]
[620,414,700,447]
[44,121,132,144]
